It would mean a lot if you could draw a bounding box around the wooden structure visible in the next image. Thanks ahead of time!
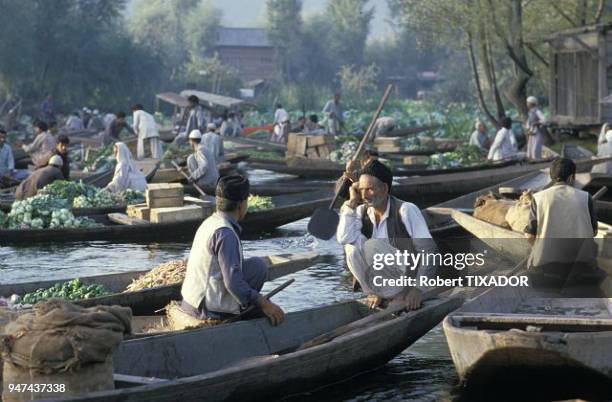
[0,252,320,317]
[214,27,282,82]
[16,298,460,401]
[0,191,333,244]
[444,286,612,397]
[545,24,612,127]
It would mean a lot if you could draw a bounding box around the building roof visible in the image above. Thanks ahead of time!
[215,27,274,48]
[180,89,245,109]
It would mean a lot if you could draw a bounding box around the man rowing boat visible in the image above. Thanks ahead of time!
[180,175,285,325]
[336,160,437,310]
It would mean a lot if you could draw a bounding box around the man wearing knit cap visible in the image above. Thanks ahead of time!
[525,96,546,161]
[181,175,285,325]
[15,155,64,200]
[337,160,437,310]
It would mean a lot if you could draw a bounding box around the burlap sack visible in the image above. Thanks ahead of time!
[166,301,221,331]
[0,307,21,395]
[505,190,533,232]
[473,193,514,228]
[1,300,131,399]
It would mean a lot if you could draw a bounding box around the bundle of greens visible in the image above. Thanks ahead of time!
[248,194,274,212]
[429,145,484,169]
[16,279,111,305]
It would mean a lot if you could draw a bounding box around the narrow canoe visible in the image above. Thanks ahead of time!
[0,251,321,316]
[443,285,612,400]
[0,191,333,244]
[32,297,461,402]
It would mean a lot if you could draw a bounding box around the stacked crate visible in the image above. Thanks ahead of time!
[286,133,335,160]
[373,137,401,153]
[127,183,213,224]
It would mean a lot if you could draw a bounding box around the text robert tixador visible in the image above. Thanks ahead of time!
[372,250,486,271]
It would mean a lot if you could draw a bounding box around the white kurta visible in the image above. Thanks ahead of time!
[273,108,289,124]
[187,147,220,189]
[336,198,434,297]
[322,100,343,135]
[132,110,161,159]
[487,127,517,161]
[201,132,223,164]
[592,129,612,174]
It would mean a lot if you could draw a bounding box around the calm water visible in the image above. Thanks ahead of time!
[0,215,460,401]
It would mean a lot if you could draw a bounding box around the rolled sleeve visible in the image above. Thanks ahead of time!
[212,228,259,305]
[337,203,366,245]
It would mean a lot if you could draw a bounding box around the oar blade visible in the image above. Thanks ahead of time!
[307,208,340,240]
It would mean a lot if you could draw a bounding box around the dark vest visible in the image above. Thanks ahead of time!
[361,196,413,251]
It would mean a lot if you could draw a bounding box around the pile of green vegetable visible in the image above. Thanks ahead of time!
[5,195,98,229]
[83,143,115,172]
[429,145,485,169]
[162,144,191,161]
[329,141,358,164]
[248,195,274,212]
[40,181,144,208]
[16,278,111,305]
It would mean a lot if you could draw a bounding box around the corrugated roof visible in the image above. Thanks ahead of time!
[180,89,244,109]
[156,92,190,108]
[215,27,273,48]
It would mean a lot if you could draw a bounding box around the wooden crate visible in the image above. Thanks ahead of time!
[184,196,215,216]
[147,196,184,209]
[287,133,299,155]
[376,145,401,153]
[127,203,151,221]
[374,137,401,147]
[317,145,330,159]
[150,205,206,224]
[307,135,334,148]
[403,155,430,165]
[306,148,319,159]
[150,168,183,183]
[294,135,308,156]
[146,183,184,208]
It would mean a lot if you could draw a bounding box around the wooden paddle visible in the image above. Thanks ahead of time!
[296,256,529,352]
[307,84,394,240]
[171,160,207,197]
[223,278,294,324]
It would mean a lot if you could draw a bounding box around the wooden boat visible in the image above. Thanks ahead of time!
[0,191,333,244]
[247,158,525,180]
[443,282,612,399]
[226,136,287,151]
[0,252,321,316]
[33,297,461,402]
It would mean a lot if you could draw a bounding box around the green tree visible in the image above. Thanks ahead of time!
[265,0,303,81]
[326,0,374,67]
[185,0,223,56]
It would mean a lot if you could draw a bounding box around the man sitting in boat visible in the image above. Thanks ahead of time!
[105,142,147,194]
[180,175,285,325]
[36,135,71,180]
[525,157,600,288]
[15,155,64,200]
[22,121,57,167]
[487,116,517,162]
[336,160,436,310]
[185,130,219,193]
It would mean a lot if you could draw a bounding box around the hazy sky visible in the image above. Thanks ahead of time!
[208,0,392,40]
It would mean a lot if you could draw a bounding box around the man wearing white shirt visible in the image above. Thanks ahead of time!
[487,116,517,161]
[336,160,436,310]
[273,103,289,125]
[525,96,547,161]
[131,104,162,160]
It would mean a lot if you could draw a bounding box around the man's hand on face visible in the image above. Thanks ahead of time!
[256,296,285,326]
[347,182,362,209]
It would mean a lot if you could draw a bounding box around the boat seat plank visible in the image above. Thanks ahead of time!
[108,213,150,226]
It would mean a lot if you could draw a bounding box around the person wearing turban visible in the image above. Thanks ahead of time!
[180,175,285,326]
[336,160,438,311]
[525,96,547,161]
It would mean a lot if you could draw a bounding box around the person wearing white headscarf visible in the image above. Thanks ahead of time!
[105,142,147,194]
[469,120,490,152]
[592,123,612,175]
[525,96,546,161]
